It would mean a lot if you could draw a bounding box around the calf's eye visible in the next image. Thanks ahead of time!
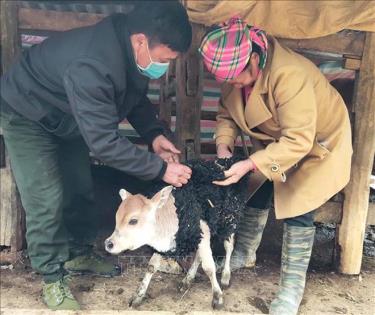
[129,219,138,225]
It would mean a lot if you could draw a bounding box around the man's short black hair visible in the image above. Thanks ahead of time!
[126,0,192,53]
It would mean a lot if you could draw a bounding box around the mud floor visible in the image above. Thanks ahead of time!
[1,242,374,315]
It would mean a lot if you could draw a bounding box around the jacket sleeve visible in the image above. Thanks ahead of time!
[63,58,165,181]
[215,97,239,152]
[127,95,165,145]
[250,66,317,182]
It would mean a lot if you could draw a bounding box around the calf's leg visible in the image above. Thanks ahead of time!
[221,233,234,288]
[198,221,224,310]
[179,252,201,291]
[129,253,161,307]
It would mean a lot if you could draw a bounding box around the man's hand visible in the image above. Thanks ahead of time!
[162,162,192,187]
[217,143,233,159]
[213,159,255,186]
[152,135,180,163]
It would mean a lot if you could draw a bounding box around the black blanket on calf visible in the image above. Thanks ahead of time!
[145,157,249,258]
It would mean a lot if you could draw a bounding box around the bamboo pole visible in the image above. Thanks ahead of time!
[338,32,375,274]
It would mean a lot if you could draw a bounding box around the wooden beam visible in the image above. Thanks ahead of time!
[314,201,374,225]
[18,7,366,58]
[279,30,365,58]
[1,1,21,72]
[18,7,105,31]
[0,1,26,251]
[175,24,205,161]
[338,32,375,275]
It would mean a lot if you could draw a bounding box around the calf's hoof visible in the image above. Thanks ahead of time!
[211,291,224,310]
[220,273,231,289]
[177,279,191,292]
[128,295,145,308]
[221,281,231,290]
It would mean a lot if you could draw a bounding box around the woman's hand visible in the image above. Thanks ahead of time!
[217,143,233,159]
[213,159,255,186]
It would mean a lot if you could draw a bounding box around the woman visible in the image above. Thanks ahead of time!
[199,17,352,315]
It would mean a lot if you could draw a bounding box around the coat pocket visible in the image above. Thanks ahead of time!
[38,112,80,139]
[309,139,330,160]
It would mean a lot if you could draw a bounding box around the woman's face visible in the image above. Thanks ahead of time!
[227,53,260,89]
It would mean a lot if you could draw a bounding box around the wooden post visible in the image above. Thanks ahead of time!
[159,61,176,128]
[1,1,21,72]
[0,0,26,251]
[338,32,375,274]
[175,23,205,161]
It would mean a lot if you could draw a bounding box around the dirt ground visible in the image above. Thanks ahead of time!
[1,244,374,315]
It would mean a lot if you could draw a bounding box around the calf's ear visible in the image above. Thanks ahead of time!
[119,189,131,201]
[151,185,174,210]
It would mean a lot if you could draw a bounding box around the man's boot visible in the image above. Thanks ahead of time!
[64,251,121,277]
[42,275,80,310]
[230,207,269,270]
[269,223,315,315]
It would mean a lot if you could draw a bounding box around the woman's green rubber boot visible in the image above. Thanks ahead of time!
[230,207,269,270]
[269,224,315,315]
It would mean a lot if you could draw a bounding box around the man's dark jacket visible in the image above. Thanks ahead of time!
[1,14,166,180]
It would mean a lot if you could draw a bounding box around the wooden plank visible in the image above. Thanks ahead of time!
[0,165,13,246]
[338,32,375,275]
[0,310,175,315]
[0,156,26,250]
[0,135,5,168]
[367,202,375,226]
[279,30,365,58]
[0,1,26,251]
[0,249,22,264]
[162,102,216,121]
[314,202,342,223]
[343,55,361,71]
[19,7,105,31]
[175,24,205,161]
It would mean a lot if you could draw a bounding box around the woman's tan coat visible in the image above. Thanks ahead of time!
[216,37,352,219]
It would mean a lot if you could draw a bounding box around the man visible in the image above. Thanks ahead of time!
[0,1,192,310]
[199,17,352,315]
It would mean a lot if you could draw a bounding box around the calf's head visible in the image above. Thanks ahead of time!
[105,186,174,254]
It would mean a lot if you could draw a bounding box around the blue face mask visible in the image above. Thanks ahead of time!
[136,43,170,79]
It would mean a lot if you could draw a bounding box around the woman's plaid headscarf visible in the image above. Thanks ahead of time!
[199,17,268,82]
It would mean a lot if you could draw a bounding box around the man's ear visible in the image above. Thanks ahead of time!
[119,189,131,201]
[133,33,148,47]
[150,185,174,211]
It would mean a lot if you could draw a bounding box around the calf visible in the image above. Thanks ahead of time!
[105,158,247,309]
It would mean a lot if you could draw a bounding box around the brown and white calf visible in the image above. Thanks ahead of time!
[105,186,235,309]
